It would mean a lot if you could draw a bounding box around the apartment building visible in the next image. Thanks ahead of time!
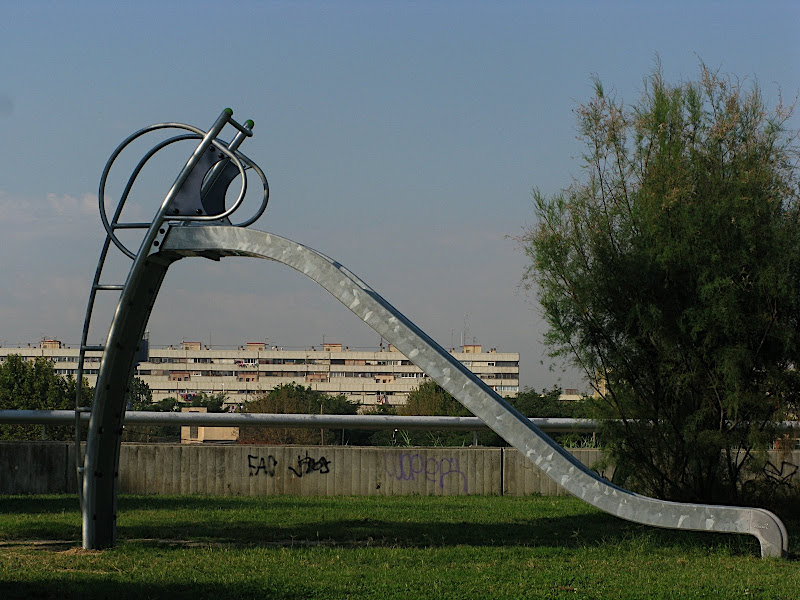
[0,339,520,407]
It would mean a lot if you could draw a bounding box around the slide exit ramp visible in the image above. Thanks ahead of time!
[79,110,788,557]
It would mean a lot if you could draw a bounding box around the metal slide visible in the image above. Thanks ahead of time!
[79,110,788,556]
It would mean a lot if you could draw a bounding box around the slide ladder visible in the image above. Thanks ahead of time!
[78,109,268,546]
[79,110,788,557]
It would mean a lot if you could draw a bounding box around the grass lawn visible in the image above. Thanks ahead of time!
[0,494,798,599]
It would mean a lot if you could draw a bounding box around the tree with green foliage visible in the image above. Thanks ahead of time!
[391,380,502,447]
[240,383,361,445]
[121,378,175,443]
[398,380,471,418]
[509,385,586,418]
[0,354,92,441]
[187,392,228,413]
[126,377,153,411]
[122,387,229,443]
[519,63,800,504]
[508,386,596,449]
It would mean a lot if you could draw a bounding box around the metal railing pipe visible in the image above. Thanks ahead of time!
[2,410,798,435]
[0,410,600,432]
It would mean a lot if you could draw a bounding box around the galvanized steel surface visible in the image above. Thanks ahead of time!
[80,110,264,549]
[158,225,788,557]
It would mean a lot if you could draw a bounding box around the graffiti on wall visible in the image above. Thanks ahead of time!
[248,454,278,477]
[247,452,331,478]
[383,452,468,492]
[289,452,332,477]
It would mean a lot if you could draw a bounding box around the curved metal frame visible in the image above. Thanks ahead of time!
[79,111,788,557]
[78,109,269,546]
[97,122,269,259]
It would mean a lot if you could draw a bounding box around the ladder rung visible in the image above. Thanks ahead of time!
[112,222,151,229]
[82,345,105,352]
[94,284,124,291]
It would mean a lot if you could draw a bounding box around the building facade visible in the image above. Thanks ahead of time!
[0,339,520,408]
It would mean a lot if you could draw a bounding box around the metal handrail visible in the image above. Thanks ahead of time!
[96,112,269,259]
[97,117,248,259]
[1,410,597,432]
[4,410,799,434]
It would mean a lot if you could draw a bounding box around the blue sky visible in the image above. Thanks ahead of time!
[1,1,797,391]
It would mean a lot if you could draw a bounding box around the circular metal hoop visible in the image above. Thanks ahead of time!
[98,122,268,258]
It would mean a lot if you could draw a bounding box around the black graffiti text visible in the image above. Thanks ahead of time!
[248,454,278,477]
[288,452,331,477]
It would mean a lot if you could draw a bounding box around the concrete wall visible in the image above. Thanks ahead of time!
[2,442,798,497]
[502,447,613,497]
[0,442,79,494]
[117,445,505,496]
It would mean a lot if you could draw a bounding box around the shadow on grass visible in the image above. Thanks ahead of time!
[0,580,311,600]
[0,494,783,557]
